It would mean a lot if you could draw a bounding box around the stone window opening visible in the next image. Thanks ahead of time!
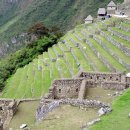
[76,88,78,92]
[110,76,112,80]
[0,107,2,111]
[59,89,61,93]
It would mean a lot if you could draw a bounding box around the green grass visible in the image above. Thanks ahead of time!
[64,52,79,75]
[72,31,109,72]
[56,58,71,78]
[2,18,130,99]
[89,38,127,72]
[7,101,39,130]
[120,22,130,28]
[7,102,98,130]
[104,31,130,48]
[111,27,130,36]
[53,45,63,55]
[48,48,57,59]
[97,35,130,65]
[90,88,130,130]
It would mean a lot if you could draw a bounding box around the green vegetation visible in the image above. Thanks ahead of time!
[0,0,123,43]
[7,101,39,130]
[90,88,130,130]
[8,104,98,130]
[1,18,130,99]
[0,35,58,91]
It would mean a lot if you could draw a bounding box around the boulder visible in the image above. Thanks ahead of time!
[98,107,112,116]
[98,108,105,116]
[87,118,101,126]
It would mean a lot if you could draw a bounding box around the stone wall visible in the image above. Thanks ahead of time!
[51,79,83,99]
[43,72,128,101]
[0,100,18,128]
[86,38,116,72]
[36,98,109,122]
[93,35,130,70]
[101,81,126,90]
[100,31,130,57]
[108,28,130,42]
[79,72,126,83]
[126,77,130,85]
[37,71,129,122]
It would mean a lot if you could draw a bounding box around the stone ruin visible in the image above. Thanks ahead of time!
[36,71,130,122]
[0,100,17,129]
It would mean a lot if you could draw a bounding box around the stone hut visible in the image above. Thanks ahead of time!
[85,15,93,24]
[107,1,117,15]
[98,8,107,19]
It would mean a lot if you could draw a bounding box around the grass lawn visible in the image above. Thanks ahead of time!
[2,18,130,99]
[31,105,98,130]
[53,45,63,55]
[97,35,130,65]
[111,27,130,37]
[90,88,130,130]
[73,30,109,72]
[89,38,127,72]
[56,57,71,78]
[120,22,130,28]
[103,31,130,49]
[7,101,39,130]
[64,52,79,75]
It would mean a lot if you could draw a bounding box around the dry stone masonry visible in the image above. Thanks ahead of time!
[36,71,130,122]
[0,100,17,129]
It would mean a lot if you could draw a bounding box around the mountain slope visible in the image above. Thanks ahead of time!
[2,18,130,99]
[0,0,123,42]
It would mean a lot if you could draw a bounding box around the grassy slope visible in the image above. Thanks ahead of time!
[90,88,130,130]
[2,18,130,99]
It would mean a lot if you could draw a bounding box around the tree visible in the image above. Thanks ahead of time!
[28,22,49,37]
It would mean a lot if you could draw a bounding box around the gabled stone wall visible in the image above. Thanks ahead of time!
[49,79,83,99]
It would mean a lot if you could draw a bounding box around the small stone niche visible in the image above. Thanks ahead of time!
[95,31,100,35]
[88,35,93,38]
[52,58,57,62]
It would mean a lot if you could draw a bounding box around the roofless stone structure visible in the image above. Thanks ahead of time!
[36,71,130,122]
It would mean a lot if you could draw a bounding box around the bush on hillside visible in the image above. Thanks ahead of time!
[0,34,58,90]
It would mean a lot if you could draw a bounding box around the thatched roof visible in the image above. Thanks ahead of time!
[107,1,116,7]
[98,8,106,15]
[85,15,93,21]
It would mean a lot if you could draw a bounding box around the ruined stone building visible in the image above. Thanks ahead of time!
[44,72,129,100]
[36,71,130,122]
[0,100,17,129]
